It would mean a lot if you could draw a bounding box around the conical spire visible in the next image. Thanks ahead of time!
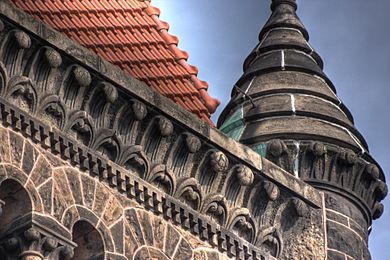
[218,0,363,151]
[261,0,308,40]
[217,1,386,244]
[244,0,322,72]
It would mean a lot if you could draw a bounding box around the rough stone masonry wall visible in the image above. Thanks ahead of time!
[324,192,372,260]
[0,123,228,259]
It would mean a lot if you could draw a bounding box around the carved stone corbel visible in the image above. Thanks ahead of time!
[210,151,229,173]
[236,165,254,186]
[0,228,74,260]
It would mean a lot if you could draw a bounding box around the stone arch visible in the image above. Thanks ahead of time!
[0,179,32,235]
[65,205,116,253]
[0,156,45,214]
[124,208,194,259]
[71,220,105,260]
[133,246,170,260]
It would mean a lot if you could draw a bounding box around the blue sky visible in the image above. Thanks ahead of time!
[153,0,390,259]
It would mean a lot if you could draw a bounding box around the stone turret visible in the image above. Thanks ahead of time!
[218,0,387,258]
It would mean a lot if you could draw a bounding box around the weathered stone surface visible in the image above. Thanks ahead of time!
[80,174,96,209]
[22,141,38,174]
[97,222,115,252]
[324,192,367,230]
[327,250,346,260]
[77,205,99,226]
[326,210,349,227]
[247,71,338,102]
[93,182,111,216]
[152,213,166,250]
[194,250,208,260]
[38,178,52,214]
[0,127,10,163]
[124,221,140,259]
[327,220,364,259]
[53,168,74,206]
[33,213,73,241]
[164,224,181,257]
[62,205,79,230]
[105,253,126,260]
[0,165,6,183]
[133,247,151,260]
[207,251,221,260]
[138,209,154,246]
[241,117,358,148]
[9,131,24,167]
[52,183,68,220]
[102,196,123,227]
[349,218,367,241]
[38,148,69,167]
[134,247,170,260]
[110,219,124,254]
[24,179,43,212]
[65,168,83,205]
[173,238,193,259]
[30,156,52,187]
[125,208,146,246]
[4,164,27,184]
[280,204,325,259]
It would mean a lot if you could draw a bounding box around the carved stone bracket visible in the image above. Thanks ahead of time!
[0,228,74,260]
[210,151,229,173]
[236,165,254,186]
[262,139,387,223]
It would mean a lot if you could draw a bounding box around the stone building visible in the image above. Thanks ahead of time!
[0,0,386,259]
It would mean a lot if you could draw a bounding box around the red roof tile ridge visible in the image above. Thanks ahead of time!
[12,0,217,125]
[143,3,220,113]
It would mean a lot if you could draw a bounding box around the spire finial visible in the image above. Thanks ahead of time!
[271,0,297,11]
[260,0,308,40]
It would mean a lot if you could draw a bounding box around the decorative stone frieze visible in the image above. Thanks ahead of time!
[261,139,387,222]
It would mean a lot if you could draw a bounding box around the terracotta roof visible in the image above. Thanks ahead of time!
[13,0,220,125]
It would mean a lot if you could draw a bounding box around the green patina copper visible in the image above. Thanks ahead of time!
[219,106,245,141]
[252,143,267,157]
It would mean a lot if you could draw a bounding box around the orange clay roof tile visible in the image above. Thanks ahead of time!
[13,0,220,125]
